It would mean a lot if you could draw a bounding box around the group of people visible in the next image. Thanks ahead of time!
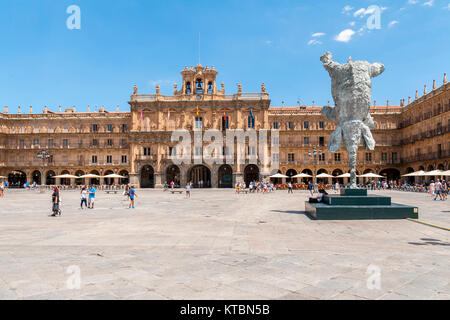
[79,186,97,209]
[428,180,448,201]
[235,181,276,194]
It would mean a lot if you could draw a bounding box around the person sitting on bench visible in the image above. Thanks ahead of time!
[309,189,328,203]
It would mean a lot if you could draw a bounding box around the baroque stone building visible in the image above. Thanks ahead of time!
[0,66,448,188]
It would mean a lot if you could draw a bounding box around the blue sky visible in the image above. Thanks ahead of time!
[0,0,449,112]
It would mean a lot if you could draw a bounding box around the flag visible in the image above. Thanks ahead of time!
[249,105,255,120]
[140,109,143,122]
[223,107,226,120]
[196,105,199,116]
[168,109,170,120]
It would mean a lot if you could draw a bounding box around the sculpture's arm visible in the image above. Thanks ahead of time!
[320,52,341,73]
[370,62,385,78]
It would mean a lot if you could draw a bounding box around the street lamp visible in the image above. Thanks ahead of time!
[36,149,51,187]
[308,146,322,190]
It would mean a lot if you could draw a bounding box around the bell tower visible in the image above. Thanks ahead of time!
[180,64,218,95]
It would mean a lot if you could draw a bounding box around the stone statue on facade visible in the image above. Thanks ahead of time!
[320,52,385,188]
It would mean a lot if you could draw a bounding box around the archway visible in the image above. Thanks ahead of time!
[140,165,155,188]
[244,165,260,186]
[218,165,233,188]
[32,170,41,185]
[166,165,180,187]
[8,171,27,188]
[188,165,211,188]
[286,169,298,183]
[270,169,282,185]
[119,170,129,185]
[406,167,415,184]
[332,169,344,185]
[75,170,85,185]
[46,170,56,185]
[379,168,401,181]
[317,169,329,184]
[60,170,71,186]
[437,163,445,171]
[89,170,100,186]
[302,169,313,184]
[104,170,114,186]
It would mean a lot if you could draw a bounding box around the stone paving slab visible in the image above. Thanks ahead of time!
[0,189,448,300]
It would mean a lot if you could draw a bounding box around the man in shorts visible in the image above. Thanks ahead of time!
[88,185,96,209]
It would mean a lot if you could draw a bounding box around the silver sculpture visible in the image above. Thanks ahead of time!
[320,52,385,189]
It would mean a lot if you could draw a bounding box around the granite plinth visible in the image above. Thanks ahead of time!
[306,189,418,220]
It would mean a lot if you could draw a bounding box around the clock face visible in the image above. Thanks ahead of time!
[196,95,202,101]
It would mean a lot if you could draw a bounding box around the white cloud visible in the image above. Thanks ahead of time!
[307,39,322,46]
[353,6,379,18]
[408,0,419,4]
[312,32,325,37]
[423,0,434,6]
[388,20,399,27]
[444,3,450,10]
[349,21,356,26]
[265,40,273,45]
[334,29,356,42]
[342,5,353,14]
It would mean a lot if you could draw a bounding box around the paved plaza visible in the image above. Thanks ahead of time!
[0,188,448,300]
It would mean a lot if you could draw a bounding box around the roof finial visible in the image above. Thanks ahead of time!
[348,56,352,62]
[433,80,436,90]
[87,105,90,112]
[18,106,21,114]
[3,106,7,114]
[408,96,411,104]
[415,90,419,99]
[29,105,32,114]
[59,105,62,113]
[444,73,447,84]
[424,85,427,95]
[386,100,389,107]
[116,104,119,112]
[374,100,376,107]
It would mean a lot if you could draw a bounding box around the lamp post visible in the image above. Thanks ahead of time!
[36,149,51,188]
[308,146,322,191]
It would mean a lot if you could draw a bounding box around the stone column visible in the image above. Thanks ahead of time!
[211,165,219,188]
[154,172,163,189]
[129,173,139,188]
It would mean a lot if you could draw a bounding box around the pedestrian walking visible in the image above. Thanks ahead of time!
[50,186,60,217]
[128,186,137,209]
[288,182,293,194]
[80,186,88,209]
[88,185,96,209]
[307,181,314,196]
[186,181,192,198]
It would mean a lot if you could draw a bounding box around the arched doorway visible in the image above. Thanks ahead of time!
[406,167,415,184]
[60,170,71,186]
[166,165,180,187]
[270,169,282,185]
[46,170,56,185]
[218,165,233,188]
[119,170,129,185]
[8,171,27,188]
[141,165,155,188]
[379,168,401,181]
[244,165,260,186]
[317,169,329,184]
[75,170,85,186]
[188,165,211,188]
[286,169,298,183]
[302,169,313,184]
[89,170,100,186]
[32,170,41,185]
[332,169,344,185]
[104,170,114,186]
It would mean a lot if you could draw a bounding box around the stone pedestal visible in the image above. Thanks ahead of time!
[154,173,163,189]
[129,174,139,188]
[305,189,419,220]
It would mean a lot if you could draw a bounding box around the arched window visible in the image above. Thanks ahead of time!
[186,82,191,94]
[207,82,213,94]
[195,79,203,94]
